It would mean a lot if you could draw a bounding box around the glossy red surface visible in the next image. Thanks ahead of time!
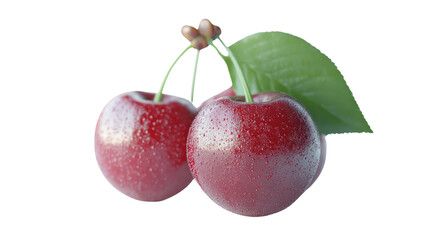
[306,135,327,189]
[198,87,235,111]
[95,91,196,201]
[187,92,321,216]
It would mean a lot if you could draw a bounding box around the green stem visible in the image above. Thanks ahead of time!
[218,37,253,103]
[153,45,192,103]
[191,50,200,102]
[207,39,225,58]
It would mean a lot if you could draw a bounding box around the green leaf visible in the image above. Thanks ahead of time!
[223,32,372,135]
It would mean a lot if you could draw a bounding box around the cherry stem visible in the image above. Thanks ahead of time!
[191,50,200,102]
[207,39,225,58]
[153,45,192,103]
[218,37,253,103]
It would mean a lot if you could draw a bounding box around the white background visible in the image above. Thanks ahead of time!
[1,1,428,239]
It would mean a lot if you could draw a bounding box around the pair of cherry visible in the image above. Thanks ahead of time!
[94,20,326,217]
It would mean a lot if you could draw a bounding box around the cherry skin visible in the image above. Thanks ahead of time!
[187,92,321,216]
[306,135,326,189]
[95,91,196,201]
[198,86,235,111]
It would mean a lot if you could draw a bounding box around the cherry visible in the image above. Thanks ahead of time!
[95,40,198,201]
[95,92,196,201]
[199,87,327,191]
[186,31,324,215]
[187,92,321,216]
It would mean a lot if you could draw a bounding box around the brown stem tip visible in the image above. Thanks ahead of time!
[181,25,200,42]
[198,19,215,39]
[191,36,208,50]
[181,19,221,50]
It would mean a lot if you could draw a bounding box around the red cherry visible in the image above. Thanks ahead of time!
[201,87,327,189]
[187,92,321,216]
[200,87,327,190]
[95,91,196,201]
